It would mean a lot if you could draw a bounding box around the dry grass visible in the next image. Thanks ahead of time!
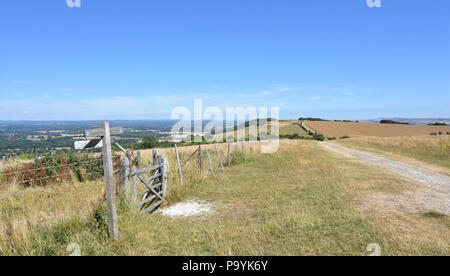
[213,120,307,141]
[278,120,308,136]
[0,140,449,255]
[305,121,450,137]
[333,136,450,175]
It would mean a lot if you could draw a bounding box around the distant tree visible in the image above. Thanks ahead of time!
[299,117,326,121]
[141,136,160,149]
[380,120,409,125]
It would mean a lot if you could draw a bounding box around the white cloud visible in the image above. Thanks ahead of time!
[279,86,292,92]
[258,85,302,97]
[309,96,321,101]
[260,90,275,96]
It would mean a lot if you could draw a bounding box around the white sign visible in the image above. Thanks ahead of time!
[74,139,103,150]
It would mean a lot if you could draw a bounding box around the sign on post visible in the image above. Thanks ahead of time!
[84,127,124,138]
[75,123,123,240]
[100,122,119,240]
[74,139,103,150]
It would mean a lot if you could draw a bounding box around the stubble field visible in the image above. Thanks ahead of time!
[305,121,450,138]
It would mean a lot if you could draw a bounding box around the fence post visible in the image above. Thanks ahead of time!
[198,145,203,174]
[152,149,158,164]
[215,144,224,171]
[120,156,130,198]
[136,151,141,168]
[206,148,214,175]
[161,155,168,198]
[101,122,119,240]
[227,142,231,167]
[131,165,137,204]
[174,144,183,186]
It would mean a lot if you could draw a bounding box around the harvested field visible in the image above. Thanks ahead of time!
[305,121,450,138]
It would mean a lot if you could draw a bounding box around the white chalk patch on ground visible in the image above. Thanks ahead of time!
[160,200,213,217]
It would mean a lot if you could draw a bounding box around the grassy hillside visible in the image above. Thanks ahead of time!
[1,140,448,255]
[278,120,308,136]
[212,120,308,141]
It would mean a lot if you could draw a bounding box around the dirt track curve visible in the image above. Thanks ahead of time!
[321,142,450,214]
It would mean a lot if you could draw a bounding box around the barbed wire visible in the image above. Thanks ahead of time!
[0,171,107,200]
[0,157,104,177]
[0,164,105,188]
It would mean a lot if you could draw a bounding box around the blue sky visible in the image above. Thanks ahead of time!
[0,0,449,120]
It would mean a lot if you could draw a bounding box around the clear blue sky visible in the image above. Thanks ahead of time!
[0,0,449,120]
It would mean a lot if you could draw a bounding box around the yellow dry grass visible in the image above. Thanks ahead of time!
[278,120,308,136]
[1,140,449,255]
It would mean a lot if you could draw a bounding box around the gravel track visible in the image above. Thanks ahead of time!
[321,142,450,214]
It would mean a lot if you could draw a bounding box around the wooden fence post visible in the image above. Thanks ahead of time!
[161,156,168,198]
[137,151,141,168]
[120,156,130,198]
[206,148,214,175]
[215,144,224,171]
[174,144,183,185]
[198,145,203,174]
[227,142,231,167]
[101,122,119,240]
[131,165,137,204]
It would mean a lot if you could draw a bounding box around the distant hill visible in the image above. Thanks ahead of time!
[369,118,450,125]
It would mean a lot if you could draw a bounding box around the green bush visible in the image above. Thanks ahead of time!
[340,136,350,139]
[430,133,437,136]
[313,134,325,141]
[141,136,160,149]
[15,154,34,160]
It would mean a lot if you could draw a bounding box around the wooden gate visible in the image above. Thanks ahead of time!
[130,149,168,214]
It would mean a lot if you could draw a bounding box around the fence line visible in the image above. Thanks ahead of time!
[0,171,106,200]
[0,157,104,177]
[1,138,255,241]
[0,164,105,188]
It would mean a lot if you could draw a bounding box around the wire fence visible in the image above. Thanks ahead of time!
[0,158,103,178]
[0,155,122,202]
[0,155,122,192]
[0,154,124,234]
